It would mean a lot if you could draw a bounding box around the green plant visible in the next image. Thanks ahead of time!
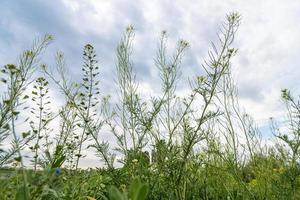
[2,12,300,200]
[29,76,54,171]
[106,178,149,200]
[0,34,52,200]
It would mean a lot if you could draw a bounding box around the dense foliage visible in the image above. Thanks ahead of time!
[1,13,300,200]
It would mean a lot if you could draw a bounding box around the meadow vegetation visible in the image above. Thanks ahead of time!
[1,12,300,199]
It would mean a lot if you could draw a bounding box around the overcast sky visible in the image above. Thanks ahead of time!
[1,0,300,168]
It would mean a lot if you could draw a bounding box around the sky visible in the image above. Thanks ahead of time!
[1,0,300,168]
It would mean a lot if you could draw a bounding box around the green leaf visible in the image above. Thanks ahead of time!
[12,111,20,116]
[3,123,10,130]
[129,178,149,200]
[22,131,30,138]
[42,185,59,198]
[108,186,125,200]
[134,184,149,200]
[16,185,30,200]
[52,155,66,168]
[14,156,22,162]
[7,64,16,70]
[129,178,140,199]
[3,99,10,104]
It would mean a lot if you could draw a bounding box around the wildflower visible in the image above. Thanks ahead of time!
[25,50,33,57]
[150,164,157,172]
[120,184,126,191]
[132,159,138,163]
[227,48,236,58]
[197,76,206,84]
[126,25,134,33]
[55,168,61,175]
[279,167,285,174]
[249,179,257,188]
[179,39,189,48]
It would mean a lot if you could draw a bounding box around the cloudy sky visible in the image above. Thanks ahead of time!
[1,0,300,167]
